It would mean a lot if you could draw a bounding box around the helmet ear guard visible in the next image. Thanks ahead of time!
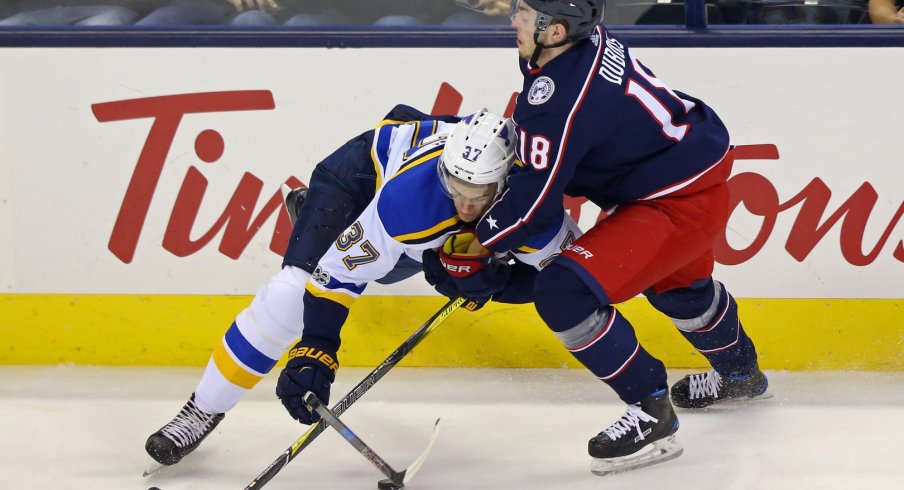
[514,0,604,41]
[439,109,517,200]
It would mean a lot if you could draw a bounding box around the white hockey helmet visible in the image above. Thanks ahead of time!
[439,109,517,199]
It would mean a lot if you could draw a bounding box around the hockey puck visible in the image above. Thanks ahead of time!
[377,478,403,489]
[148,487,161,490]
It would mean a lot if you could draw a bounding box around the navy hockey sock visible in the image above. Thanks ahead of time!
[543,305,667,404]
[650,280,758,375]
[536,264,667,403]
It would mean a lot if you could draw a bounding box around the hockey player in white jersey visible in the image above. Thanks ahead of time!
[144,105,579,467]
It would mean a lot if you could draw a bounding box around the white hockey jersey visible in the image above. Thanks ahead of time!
[302,117,581,343]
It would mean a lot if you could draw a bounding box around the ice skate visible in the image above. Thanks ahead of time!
[588,389,682,476]
[145,393,225,467]
[670,366,769,409]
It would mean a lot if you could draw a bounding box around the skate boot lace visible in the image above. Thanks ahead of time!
[688,370,722,400]
[602,404,659,441]
[159,398,218,447]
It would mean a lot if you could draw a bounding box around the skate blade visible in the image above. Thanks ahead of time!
[739,389,774,404]
[142,455,175,478]
[590,435,683,476]
[142,461,164,477]
[696,390,775,411]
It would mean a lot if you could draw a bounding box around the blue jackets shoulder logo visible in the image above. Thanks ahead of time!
[528,76,555,105]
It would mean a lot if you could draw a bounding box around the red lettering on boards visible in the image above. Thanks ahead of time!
[93,91,296,263]
[92,87,903,267]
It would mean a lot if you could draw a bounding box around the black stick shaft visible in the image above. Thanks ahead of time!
[243,296,465,489]
[305,393,403,483]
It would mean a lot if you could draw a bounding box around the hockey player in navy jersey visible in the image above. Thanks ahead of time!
[144,105,578,467]
[429,0,769,475]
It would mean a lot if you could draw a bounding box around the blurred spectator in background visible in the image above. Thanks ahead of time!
[749,0,861,24]
[464,0,511,16]
[223,0,511,27]
[0,0,251,26]
[443,0,511,25]
[0,0,512,26]
[358,0,508,26]
[2,0,891,27]
[0,0,150,26]
[869,0,904,22]
[230,0,355,26]
[136,0,269,26]
[0,0,338,27]
[605,0,872,25]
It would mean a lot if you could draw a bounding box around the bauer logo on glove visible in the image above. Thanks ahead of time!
[287,345,339,375]
[277,337,340,424]
[439,231,491,278]
[435,230,511,311]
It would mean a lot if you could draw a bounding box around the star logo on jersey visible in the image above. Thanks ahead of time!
[486,215,498,230]
[528,76,555,105]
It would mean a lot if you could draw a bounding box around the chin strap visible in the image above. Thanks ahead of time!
[529,33,544,66]
[529,31,574,67]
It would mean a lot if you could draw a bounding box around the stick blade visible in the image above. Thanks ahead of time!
[378,478,404,489]
[400,418,441,485]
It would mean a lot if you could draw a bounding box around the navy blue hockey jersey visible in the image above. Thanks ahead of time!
[476,26,731,252]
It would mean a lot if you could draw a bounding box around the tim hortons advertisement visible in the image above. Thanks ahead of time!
[0,47,900,298]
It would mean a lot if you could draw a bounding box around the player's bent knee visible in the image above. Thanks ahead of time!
[241,266,311,340]
[534,263,608,333]
[552,307,614,351]
[646,278,725,332]
[282,188,355,273]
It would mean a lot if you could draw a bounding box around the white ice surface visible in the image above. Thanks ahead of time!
[1,366,903,490]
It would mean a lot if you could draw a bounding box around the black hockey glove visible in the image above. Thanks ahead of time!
[438,231,511,311]
[422,249,460,298]
[276,336,339,424]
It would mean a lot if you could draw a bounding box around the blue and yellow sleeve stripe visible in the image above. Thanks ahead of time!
[393,148,444,180]
[409,120,438,148]
[393,215,461,245]
[212,322,279,389]
[304,277,366,309]
[370,119,408,190]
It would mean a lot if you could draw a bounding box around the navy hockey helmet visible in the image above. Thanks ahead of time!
[512,0,604,41]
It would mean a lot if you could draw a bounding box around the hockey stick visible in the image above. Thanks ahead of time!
[244,295,466,489]
[304,392,441,488]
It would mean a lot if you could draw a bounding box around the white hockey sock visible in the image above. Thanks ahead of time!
[195,266,311,415]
